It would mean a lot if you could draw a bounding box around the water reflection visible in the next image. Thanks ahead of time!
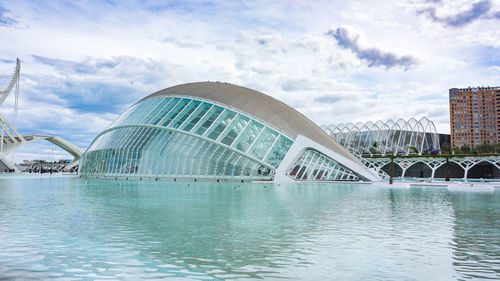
[450,191,500,280]
[0,176,499,280]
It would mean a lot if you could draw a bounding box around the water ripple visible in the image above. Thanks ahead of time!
[0,176,499,280]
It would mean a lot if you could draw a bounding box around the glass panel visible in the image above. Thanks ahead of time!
[137,98,164,124]
[265,136,293,167]
[169,100,201,129]
[205,110,236,140]
[80,125,275,180]
[119,99,154,125]
[147,97,181,125]
[232,120,264,152]
[109,104,137,128]
[219,115,250,146]
[140,97,172,124]
[249,128,278,160]
[159,98,191,127]
[193,106,224,136]
[285,149,358,181]
[130,99,160,125]
[180,102,213,132]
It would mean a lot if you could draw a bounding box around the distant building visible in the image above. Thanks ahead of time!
[449,87,500,148]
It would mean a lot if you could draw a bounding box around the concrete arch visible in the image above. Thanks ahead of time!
[434,161,464,179]
[467,161,499,179]
[480,159,500,170]
[380,162,403,177]
[364,156,500,180]
[0,133,83,171]
[0,114,82,172]
[405,163,431,178]
[401,160,433,178]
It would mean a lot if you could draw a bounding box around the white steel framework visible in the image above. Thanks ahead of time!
[323,117,440,156]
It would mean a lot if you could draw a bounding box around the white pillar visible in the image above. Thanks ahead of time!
[401,167,408,179]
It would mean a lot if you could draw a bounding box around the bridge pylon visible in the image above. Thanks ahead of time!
[0,58,83,172]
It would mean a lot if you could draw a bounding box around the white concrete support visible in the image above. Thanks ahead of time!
[452,159,476,179]
[395,160,413,179]
[360,158,390,179]
[401,167,409,178]
[274,135,381,182]
[364,156,500,180]
[426,159,446,179]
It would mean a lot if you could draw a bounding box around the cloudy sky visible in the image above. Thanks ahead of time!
[0,0,499,161]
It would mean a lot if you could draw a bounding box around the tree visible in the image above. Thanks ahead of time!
[441,142,451,154]
[369,147,377,155]
[461,144,472,154]
[409,146,419,154]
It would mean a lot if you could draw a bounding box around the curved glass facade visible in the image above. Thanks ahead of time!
[287,149,359,181]
[80,96,293,180]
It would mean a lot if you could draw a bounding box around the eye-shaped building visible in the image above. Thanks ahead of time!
[79,82,380,182]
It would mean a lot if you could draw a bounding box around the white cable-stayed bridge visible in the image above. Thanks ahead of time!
[0,58,83,172]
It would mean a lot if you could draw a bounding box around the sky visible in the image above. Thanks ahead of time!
[0,0,499,162]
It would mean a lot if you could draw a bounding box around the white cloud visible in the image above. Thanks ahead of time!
[0,0,499,162]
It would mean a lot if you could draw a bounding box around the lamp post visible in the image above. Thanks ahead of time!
[389,153,394,184]
[445,155,450,182]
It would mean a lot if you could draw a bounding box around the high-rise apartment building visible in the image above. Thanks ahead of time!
[449,86,500,148]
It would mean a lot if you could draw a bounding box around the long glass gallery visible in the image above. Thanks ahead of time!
[79,82,380,182]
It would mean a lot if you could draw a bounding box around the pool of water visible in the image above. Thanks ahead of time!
[0,175,499,280]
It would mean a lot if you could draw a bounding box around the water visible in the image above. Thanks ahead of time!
[0,175,499,280]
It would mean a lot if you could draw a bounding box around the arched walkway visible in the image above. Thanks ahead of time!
[434,162,464,179]
[381,162,403,177]
[365,156,500,180]
[404,162,432,178]
[467,161,499,179]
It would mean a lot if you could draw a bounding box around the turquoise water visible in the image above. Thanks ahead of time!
[0,175,499,280]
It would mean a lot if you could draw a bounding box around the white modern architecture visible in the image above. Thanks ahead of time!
[80,82,381,182]
[0,58,83,171]
[323,117,440,156]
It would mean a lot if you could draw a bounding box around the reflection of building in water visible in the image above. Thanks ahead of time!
[79,181,365,279]
[450,191,500,280]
